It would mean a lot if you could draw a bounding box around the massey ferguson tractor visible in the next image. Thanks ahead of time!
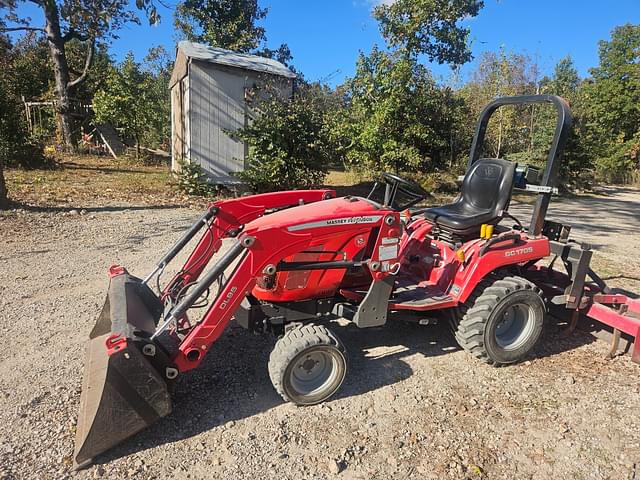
[74,95,640,468]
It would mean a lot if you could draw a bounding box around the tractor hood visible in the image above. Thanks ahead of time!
[246,196,388,233]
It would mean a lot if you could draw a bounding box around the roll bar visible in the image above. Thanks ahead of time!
[467,94,573,237]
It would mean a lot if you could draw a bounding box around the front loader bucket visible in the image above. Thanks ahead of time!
[73,267,172,469]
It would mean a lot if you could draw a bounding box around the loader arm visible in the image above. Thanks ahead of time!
[167,208,401,372]
[161,190,336,302]
[74,190,401,468]
[74,189,335,468]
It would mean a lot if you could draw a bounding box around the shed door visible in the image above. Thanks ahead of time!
[188,62,247,181]
[171,82,184,165]
[171,77,190,168]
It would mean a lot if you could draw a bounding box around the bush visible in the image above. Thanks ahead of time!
[175,160,219,197]
[235,89,332,192]
[413,171,460,195]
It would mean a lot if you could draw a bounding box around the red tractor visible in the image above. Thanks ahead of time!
[74,95,640,468]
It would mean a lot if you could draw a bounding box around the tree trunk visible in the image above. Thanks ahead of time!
[42,0,75,150]
[0,157,8,210]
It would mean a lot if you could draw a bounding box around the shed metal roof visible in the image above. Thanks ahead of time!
[177,41,297,79]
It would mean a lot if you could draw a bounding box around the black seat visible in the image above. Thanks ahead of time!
[424,158,516,238]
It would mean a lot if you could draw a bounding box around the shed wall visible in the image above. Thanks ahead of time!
[187,60,293,182]
[189,61,247,181]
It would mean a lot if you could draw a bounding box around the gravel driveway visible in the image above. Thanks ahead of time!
[1,187,639,480]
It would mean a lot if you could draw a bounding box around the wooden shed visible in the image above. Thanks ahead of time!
[169,41,297,182]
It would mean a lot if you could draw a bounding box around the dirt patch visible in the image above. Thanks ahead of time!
[0,187,639,480]
[4,155,190,209]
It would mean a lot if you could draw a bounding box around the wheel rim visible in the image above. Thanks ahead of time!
[495,303,535,350]
[287,346,343,401]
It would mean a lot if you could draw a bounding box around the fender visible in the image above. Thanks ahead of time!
[450,233,550,303]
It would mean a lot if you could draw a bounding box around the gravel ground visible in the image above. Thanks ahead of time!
[1,187,639,480]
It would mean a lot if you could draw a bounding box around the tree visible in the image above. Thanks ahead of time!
[582,24,640,180]
[460,49,539,159]
[373,0,484,64]
[4,33,52,101]
[141,46,173,149]
[588,24,640,141]
[330,47,464,175]
[235,83,337,192]
[1,0,158,149]
[174,0,294,69]
[536,56,587,177]
[93,50,171,155]
[546,56,580,99]
[0,74,15,208]
[0,33,46,208]
[175,0,265,52]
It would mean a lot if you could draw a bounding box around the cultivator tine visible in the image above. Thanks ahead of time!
[561,310,580,337]
[608,328,622,359]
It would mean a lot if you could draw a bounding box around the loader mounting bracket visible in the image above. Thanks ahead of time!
[352,275,395,328]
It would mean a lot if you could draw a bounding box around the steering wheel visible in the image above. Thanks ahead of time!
[381,172,430,210]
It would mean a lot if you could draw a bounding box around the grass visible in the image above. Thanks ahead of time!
[5,154,180,208]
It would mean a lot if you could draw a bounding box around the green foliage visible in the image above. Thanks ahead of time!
[0,35,45,169]
[235,84,334,192]
[5,34,51,101]
[2,0,160,148]
[538,56,589,178]
[174,0,295,73]
[588,24,640,141]
[142,46,173,149]
[176,160,219,196]
[93,50,171,152]
[582,24,640,180]
[596,131,640,183]
[460,49,539,160]
[175,0,267,52]
[66,40,114,104]
[373,0,484,64]
[3,0,160,41]
[329,47,465,175]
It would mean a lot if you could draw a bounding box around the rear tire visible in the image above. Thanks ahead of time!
[455,275,545,366]
[268,324,347,405]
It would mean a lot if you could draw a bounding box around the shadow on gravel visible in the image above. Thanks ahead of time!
[9,201,182,213]
[334,320,457,400]
[95,311,605,465]
[95,320,458,464]
[535,316,599,360]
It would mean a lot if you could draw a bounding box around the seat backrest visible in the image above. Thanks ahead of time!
[461,158,516,214]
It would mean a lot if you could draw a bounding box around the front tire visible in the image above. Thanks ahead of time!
[268,324,347,405]
[455,275,545,366]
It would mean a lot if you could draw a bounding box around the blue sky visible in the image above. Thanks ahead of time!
[10,0,640,86]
